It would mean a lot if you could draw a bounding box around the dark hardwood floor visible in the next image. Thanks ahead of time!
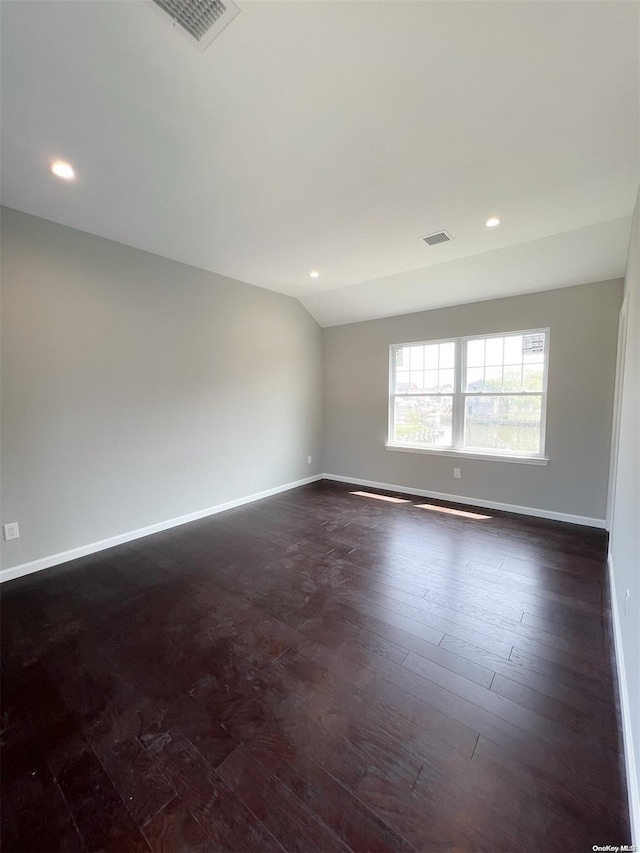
[1,480,630,852]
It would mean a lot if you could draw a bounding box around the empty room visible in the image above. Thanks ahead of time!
[1,1,639,851]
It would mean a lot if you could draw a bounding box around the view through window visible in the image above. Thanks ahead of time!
[390,329,549,457]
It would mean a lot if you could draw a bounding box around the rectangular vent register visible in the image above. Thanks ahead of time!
[150,0,240,49]
[421,230,453,246]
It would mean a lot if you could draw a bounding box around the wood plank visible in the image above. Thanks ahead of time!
[217,745,350,853]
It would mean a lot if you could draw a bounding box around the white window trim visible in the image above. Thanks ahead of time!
[388,328,550,463]
[385,444,549,465]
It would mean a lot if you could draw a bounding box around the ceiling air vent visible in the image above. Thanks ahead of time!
[421,230,453,246]
[150,0,240,50]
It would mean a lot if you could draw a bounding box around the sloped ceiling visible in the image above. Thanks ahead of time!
[1,1,638,325]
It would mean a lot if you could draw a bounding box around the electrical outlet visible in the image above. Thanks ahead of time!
[3,522,20,541]
[453,468,461,479]
[307,455,313,465]
[625,589,630,619]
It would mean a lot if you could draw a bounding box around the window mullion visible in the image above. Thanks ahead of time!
[389,346,397,443]
[453,340,464,448]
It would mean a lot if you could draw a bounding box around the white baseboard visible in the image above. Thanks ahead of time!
[3,473,605,585]
[608,552,640,845]
[322,473,606,528]
[0,474,323,584]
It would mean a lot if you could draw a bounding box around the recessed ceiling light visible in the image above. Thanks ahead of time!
[50,161,75,180]
[485,217,501,227]
[309,270,320,278]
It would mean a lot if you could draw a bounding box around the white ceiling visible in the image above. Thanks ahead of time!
[1,0,638,326]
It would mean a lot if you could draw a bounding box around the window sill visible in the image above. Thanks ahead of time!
[385,443,549,466]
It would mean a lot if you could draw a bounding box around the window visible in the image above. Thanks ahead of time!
[389,329,549,461]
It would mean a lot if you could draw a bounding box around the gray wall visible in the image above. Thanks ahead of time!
[0,208,322,570]
[323,280,623,521]
[609,187,639,837]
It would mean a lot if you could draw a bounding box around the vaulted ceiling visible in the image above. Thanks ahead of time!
[1,1,638,325]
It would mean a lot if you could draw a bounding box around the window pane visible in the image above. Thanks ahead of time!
[424,369,439,391]
[464,395,542,453]
[410,370,426,392]
[523,365,544,391]
[439,342,455,369]
[504,335,523,366]
[439,368,454,391]
[485,336,504,366]
[425,345,439,370]
[484,366,503,392]
[409,346,425,370]
[466,367,484,392]
[467,339,484,368]
[395,370,411,393]
[503,365,523,392]
[394,396,453,447]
